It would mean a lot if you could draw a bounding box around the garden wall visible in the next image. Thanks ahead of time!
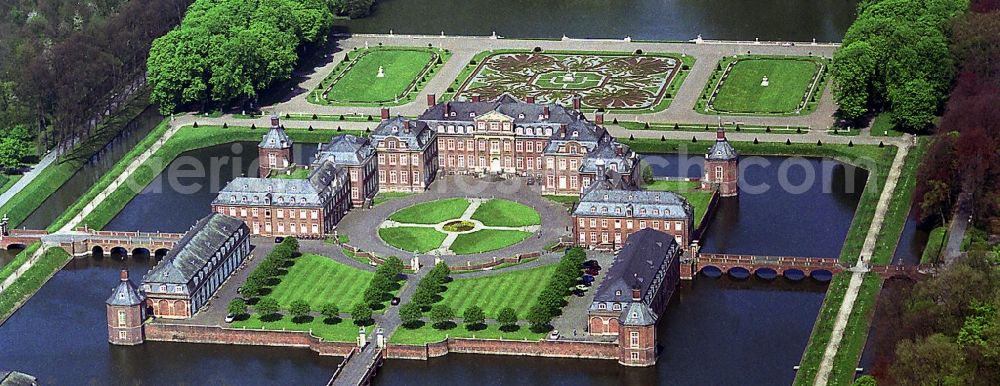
[386,337,619,361]
[145,323,356,356]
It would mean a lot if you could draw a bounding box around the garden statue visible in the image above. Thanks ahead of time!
[761,76,769,87]
[377,66,385,78]
[562,72,576,82]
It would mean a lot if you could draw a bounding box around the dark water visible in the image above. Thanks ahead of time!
[0,255,340,384]
[376,276,827,386]
[103,142,320,232]
[891,208,930,265]
[19,107,164,229]
[337,0,858,42]
[641,154,866,258]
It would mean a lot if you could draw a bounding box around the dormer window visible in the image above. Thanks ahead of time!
[653,209,660,215]
[450,111,456,117]
[590,206,596,213]
[613,304,621,311]
[604,194,609,200]
[615,290,622,296]
[469,112,475,118]
[599,303,606,310]
[572,131,578,137]
[230,197,236,203]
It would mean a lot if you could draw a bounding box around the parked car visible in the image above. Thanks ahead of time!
[573,289,585,297]
[576,284,590,291]
[274,236,285,244]
[582,260,601,269]
[548,330,560,340]
[390,297,401,306]
[224,314,235,323]
[585,268,600,276]
[580,275,595,284]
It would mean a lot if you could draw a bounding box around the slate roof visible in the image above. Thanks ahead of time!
[593,229,680,304]
[574,188,692,220]
[706,128,737,161]
[142,214,247,286]
[580,140,636,174]
[317,134,374,165]
[0,372,36,386]
[106,271,145,306]
[259,117,292,149]
[418,95,583,125]
[619,301,657,326]
[212,160,347,208]
[372,117,436,151]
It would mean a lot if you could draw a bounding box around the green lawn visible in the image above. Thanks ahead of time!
[711,58,820,114]
[231,314,361,342]
[922,226,948,264]
[470,199,540,227]
[871,112,905,137]
[268,253,372,309]
[0,174,23,195]
[870,139,927,264]
[0,246,71,322]
[390,322,545,345]
[449,229,532,255]
[828,274,882,385]
[325,48,435,103]
[388,198,470,224]
[373,191,415,206]
[794,272,852,384]
[439,264,556,317]
[272,168,310,179]
[543,194,578,210]
[378,226,447,253]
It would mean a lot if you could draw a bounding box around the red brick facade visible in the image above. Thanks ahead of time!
[702,158,738,197]
[618,324,656,366]
[386,338,619,361]
[213,204,347,239]
[375,136,438,192]
[259,147,291,178]
[574,215,690,250]
[106,303,144,345]
[144,323,356,356]
[345,162,377,206]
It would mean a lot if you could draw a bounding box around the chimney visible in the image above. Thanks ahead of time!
[596,159,606,179]
[525,95,535,104]
[444,102,450,117]
[427,94,436,107]
[560,124,567,138]
[471,95,482,103]
[717,127,726,140]
[631,287,641,302]
[572,95,581,110]
[120,269,129,281]
[403,120,411,133]
[595,113,604,125]
[270,114,280,128]
[543,106,550,119]
[380,107,390,120]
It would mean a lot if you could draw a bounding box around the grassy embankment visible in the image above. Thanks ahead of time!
[922,226,948,264]
[870,138,927,264]
[645,180,713,227]
[617,120,808,134]
[0,246,72,322]
[51,124,364,231]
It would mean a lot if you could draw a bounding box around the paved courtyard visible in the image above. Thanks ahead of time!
[337,175,572,265]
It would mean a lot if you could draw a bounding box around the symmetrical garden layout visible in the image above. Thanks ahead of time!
[312,46,448,106]
[455,52,685,112]
[378,197,541,255]
[697,55,827,115]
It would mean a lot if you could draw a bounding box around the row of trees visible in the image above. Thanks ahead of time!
[147,0,343,115]
[239,237,300,299]
[913,0,1000,232]
[831,0,968,131]
[524,247,587,331]
[1,0,192,151]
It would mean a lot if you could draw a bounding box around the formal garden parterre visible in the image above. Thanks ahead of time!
[447,49,694,113]
[309,46,451,106]
[695,55,829,116]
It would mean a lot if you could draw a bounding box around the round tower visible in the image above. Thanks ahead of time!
[701,127,738,197]
[258,114,293,177]
[106,269,146,345]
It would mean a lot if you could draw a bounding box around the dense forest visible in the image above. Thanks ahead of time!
[146,0,349,114]
[914,0,1000,233]
[0,0,192,163]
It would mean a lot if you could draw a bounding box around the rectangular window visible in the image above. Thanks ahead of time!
[400,155,408,166]
[119,330,128,340]
[630,332,639,348]
[251,208,258,216]
[311,210,318,219]
[715,166,723,179]
[118,310,127,327]
[631,352,639,361]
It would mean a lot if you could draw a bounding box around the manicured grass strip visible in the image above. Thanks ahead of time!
[793,272,852,385]
[378,227,447,253]
[645,180,699,191]
[543,194,578,209]
[449,229,532,255]
[828,274,882,385]
[870,112,905,137]
[870,139,927,265]
[388,198,470,224]
[0,242,41,285]
[713,58,819,113]
[390,322,545,345]
[373,191,414,206]
[326,49,434,102]
[63,125,363,231]
[618,120,808,134]
[0,95,152,229]
[231,314,360,342]
[439,265,557,317]
[922,226,948,264]
[272,168,310,179]
[0,246,72,322]
[470,199,540,227]
[645,180,713,227]
[268,254,372,309]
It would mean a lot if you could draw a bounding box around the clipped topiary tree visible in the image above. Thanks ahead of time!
[463,305,486,329]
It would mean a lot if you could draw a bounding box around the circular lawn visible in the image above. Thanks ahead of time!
[379,198,540,255]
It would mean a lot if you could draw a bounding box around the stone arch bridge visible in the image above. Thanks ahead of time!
[1,227,184,257]
[682,253,931,280]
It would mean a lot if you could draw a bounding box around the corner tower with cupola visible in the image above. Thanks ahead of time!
[701,127,739,197]
[258,114,293,177]
[106,269,146,345]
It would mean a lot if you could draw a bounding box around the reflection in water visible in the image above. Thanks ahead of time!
[0,256,339,384]
[641,154,866,257]
[375,276,826,386]
[0,246,24,269]
[338,0,858,41]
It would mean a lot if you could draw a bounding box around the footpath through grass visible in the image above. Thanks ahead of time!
[450,229,532,255]
[388,198,470,224]
[470,199,540,227]
[827,274,882,385]
[439,264,556,317]
[0,246,72,322]
[870,138,927,264]
[56,124,362,231]
[793,272,852,384]
[268,253,372,309]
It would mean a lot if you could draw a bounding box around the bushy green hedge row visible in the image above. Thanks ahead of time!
[526,247,586,330]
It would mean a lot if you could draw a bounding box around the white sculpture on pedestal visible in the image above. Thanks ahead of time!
[376,66,385,78]
[760,76,769,87]
[562,72,576,82]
